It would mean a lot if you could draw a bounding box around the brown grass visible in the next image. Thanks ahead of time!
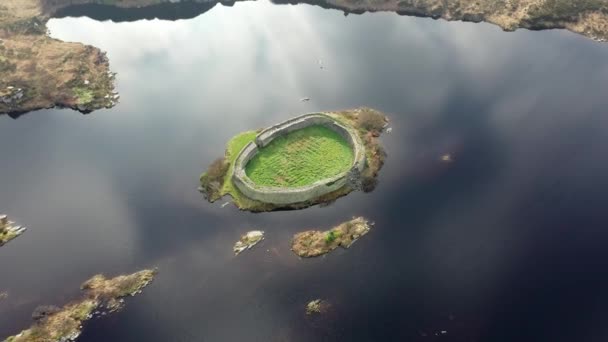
[313,0,608,41]
[291,217,371,257]
[0,0,116,116]
[5,269,156,342]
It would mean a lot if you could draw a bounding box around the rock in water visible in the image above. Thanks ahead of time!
[0,214,27,247]
[233,230,265,255]
[306,299,330,315]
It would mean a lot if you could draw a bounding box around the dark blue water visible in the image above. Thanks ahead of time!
[2,1,608,341]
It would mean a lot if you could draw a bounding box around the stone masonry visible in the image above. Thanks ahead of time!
[232,113,366,205]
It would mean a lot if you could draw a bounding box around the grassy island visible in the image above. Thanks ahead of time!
[291,217,371,257]
[4,269,156,342]
[199,108,388,212]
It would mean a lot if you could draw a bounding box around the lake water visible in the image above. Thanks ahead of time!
[2,1,608,341]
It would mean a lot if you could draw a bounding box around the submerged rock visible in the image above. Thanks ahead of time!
[233,230,265,255]
[0,292,7,301]
[291,217,371,258]
[440,154,453,163]
[306,299,331,315]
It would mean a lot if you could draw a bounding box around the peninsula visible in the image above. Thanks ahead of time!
[199,108,388,212]
[4,269,156,342]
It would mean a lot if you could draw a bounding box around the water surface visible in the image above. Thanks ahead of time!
[2,1,608,341]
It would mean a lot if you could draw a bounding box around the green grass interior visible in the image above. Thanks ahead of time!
[245,125,354,187]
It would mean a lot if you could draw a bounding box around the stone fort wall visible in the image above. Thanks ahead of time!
[232,113,366,205]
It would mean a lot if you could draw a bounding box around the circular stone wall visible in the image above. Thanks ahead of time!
[232,113,366,205]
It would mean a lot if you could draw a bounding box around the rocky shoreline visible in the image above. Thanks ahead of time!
[274,0,608,43]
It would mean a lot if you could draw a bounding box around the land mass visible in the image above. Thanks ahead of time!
[275,0,608,42]
[199,108,388,212]
[291,216,371,257]
[0,0,118,117]
[4,268,156,342]
[1,0,607,116]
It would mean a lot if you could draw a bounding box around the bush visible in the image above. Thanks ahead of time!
[325,231,338,244]
[356,110,386,133]
[361,176,378,193]
[200,158,229,201]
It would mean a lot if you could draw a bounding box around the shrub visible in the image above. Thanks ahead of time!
[356,110,386,133]
[200,158,229,201]
[361,176,378,193]
[325,231,338,244]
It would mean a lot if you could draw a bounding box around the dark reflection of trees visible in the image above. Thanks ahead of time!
[44,1,235,22]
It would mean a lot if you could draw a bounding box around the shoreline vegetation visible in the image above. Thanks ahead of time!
[3,269,156,342]
[278,0,608,43]
[291,217,371,257]
[1,1,607,116]
[199,108,388,212]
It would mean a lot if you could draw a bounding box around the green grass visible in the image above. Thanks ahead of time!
[72,87,94,105]
[245,125,354,187]
[325,230,339,244]
[220,130,258,198]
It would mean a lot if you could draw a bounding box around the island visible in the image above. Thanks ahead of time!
[3,269,156,342]
[233,230,265,255]
[0,215,26,247]
[199,108,388,212]
[306,299,331,315]
[291,216,371,257]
